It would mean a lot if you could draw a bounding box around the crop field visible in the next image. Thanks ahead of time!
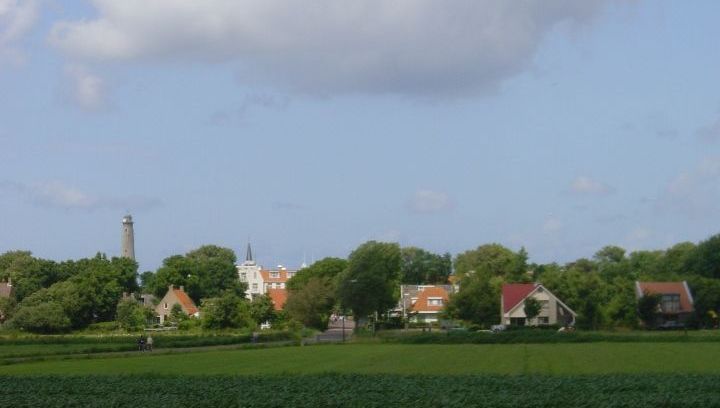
[2,343,720,375]
[2,343,719,407]
[0,374,718,407]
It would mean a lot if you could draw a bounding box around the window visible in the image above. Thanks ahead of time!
[240,273,247,281]
[252,283,258,291]
[164,303,168,310]
[428,298,444,306]
[270,272,280,279]
[661,294,680,313]
[538,317,549,325]
[280,283,285,289]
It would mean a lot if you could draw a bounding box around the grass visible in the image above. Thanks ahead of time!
[2,342,720,376]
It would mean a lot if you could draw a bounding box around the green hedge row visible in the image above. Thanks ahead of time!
[374,329,720,344]
[0,374,718,407]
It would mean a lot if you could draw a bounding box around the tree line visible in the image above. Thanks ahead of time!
[2,232,720,333]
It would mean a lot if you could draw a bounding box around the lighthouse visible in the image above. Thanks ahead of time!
[121,215,135,260]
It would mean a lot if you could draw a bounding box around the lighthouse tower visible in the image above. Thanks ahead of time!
[121,215,135,260]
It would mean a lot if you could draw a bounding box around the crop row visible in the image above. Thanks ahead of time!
[0,374,718,407]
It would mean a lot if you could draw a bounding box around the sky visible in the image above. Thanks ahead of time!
[1,0,720,272]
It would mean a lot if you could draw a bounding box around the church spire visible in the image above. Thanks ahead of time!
[245,242,253,262]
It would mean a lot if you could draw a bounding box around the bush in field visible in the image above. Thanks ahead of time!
[638,292,661,327]
[115,298,146,331]
[9,301,71,333]
[201,291,254,329]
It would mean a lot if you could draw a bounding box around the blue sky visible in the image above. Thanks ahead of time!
[1,0,720,272]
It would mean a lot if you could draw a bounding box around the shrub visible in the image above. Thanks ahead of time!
[9,302,72,333]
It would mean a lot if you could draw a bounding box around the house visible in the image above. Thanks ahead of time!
[236,244,297,307]
[267,288,288,311]
[635,281,694,326]
[501,283,576,326]
[155,285,199,324]
[399,285,456,323]
[0,279,14,299]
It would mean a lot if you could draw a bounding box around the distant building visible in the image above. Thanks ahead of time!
[155,285,199,323]
[235,243,297,309]
[121,215,135,260]
[635,281,694,327]
[398,284,456,323]
[0,279,14,299]
[501,283,576,326]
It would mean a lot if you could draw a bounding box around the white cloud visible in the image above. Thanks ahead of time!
[49,0,612,97]
[569,176,614,195]
[64,65,107,111]
[408,189,452,214]
[0,180,161,211]
[542,216,562,234]
[0,0,38,64]
[659,157,720,218]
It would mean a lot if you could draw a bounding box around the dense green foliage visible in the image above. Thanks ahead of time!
[337,241,401,321]
[444,272,501,326]
[285,277,336,330]
[286,257,347,291]
[200,291,254,329]
[149,245,245,303]
[400,247,452,284]
[1,374,719,407]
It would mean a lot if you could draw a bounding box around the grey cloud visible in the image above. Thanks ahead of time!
[49,0,612,97]
[408,189,453,214]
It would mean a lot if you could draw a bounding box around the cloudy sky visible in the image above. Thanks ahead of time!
[2,0,720,271]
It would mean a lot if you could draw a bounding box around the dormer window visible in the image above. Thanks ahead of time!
[270,272,280,279]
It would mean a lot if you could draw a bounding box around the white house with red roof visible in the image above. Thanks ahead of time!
[235,243,297,309]
[399,285,456,323]
[501,283,576,326]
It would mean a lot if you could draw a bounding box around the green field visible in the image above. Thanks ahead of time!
[2,343,720,375]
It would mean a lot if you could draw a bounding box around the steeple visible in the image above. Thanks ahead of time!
[245,243,253,263]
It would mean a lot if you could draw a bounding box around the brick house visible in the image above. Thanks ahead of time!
[635,281,694,326]
[155,285,199,323]
[501,283,576,326]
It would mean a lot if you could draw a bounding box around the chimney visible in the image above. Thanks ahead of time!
[168,284,174,291]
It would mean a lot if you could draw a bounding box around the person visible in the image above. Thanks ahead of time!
[146,335,153,351]
[137,336,144,352]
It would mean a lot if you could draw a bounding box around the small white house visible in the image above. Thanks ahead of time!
[501,283,576,326]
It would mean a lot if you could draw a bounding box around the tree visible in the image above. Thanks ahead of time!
[400,247,452,284]
[637,292,661,328]
[337,241,401,323]
[444,273,501,327]
[116,298,146,330]
[287,257,347,292]
[201,291,254,329]
[9,301,71,333]
[454,244,528,282]
[523,297,542,325]
[285,277,335,330]
[250,294,276,325]
[687,234,720,278]
[594,246,626,264]
[151,246,245,303]
[0,296,16,324]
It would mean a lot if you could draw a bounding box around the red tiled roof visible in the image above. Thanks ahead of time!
[502,283,539,313]
[260,269,294,283]
[172,288,199,315]
[636,282,694,312]
[411,286,449,313]
[267,289,287,311]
